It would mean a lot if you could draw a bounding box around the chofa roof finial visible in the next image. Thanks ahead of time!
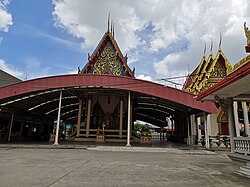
[210,38,213,55]
[113,22,115,37]
[203,41,206,55]
[111,20,113,35]
[107,12,110,32]
[219,32,222,50]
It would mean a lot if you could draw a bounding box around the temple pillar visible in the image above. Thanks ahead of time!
[190,114,197,145]
[204,113,209,149]
[54,90,62,145]
[207,114,211,137]
[242,101,250,136]
[119,99,123,138]
[130,101,133,137]
[233,101,240,137]
[19,121,24,138]
[86,98,91,137]
[76,97,83,137]
[126,91,131,147]
[197,117,202,141]
[227,98,236,152]
[7,111,15,142]
[187,114,191,146]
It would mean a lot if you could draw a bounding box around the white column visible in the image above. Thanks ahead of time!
[207,114,211,136]
[86,98,91,137]
[228,98,236,153]
[187,115,191,146]
[130,101,133,137]
[242,101,250,136]
[7,111,15,142]
[119,99,123,138]
[190,115,196,145]
[197,117,202,141]
[54,90,62,145]
[76,98,83,137]
[233,101,240,137]
[126,91,131,147]
[204,113,209,149]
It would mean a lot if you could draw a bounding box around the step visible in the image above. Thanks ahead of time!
[239,166,250,174]
[236,170,250,179]
[247,162,250,167]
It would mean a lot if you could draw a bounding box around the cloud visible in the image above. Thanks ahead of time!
[67,69,78,74]
[0,0,13,32]
[52,0,147,51]
[0,59,24,78]
[52,0,250,85]
[136,74,154,82]
[24,57,52,79]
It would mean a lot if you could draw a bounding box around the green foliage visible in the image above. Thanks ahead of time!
[134,123,150,132]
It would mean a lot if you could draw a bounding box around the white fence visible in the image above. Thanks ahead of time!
[234,137,250,156]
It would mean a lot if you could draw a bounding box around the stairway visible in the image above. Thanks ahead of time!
[236,162,250,179]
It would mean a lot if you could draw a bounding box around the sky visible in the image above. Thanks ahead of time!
[0,0,249,88]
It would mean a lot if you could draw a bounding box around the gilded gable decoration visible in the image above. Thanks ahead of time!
[81,16,134,78]
[183,35,232,95]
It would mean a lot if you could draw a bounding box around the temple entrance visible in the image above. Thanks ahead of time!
[218,111,229,135]
[221,122,229,135]
[75,94,128,141]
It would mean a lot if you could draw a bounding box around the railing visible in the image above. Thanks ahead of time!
[234,137,250,155]
[198,135,230,148]
[79,129,127,138]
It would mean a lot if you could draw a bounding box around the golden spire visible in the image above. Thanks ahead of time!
[210,39,213,55]
[111,20,113,35]
[203,42,206,56]
[218,32,222,50]
[107,12,110,32]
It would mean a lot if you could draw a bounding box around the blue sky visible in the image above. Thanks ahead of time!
[0,0,249,87]
[0,0,85,79]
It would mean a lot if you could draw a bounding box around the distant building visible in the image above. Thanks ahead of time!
[0,69,21,87]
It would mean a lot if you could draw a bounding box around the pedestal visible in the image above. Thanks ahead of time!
[96,134,105,143]
[140,134,152,144]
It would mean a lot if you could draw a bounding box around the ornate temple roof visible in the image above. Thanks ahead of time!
[80,26,134,78]
[183,44,232,95]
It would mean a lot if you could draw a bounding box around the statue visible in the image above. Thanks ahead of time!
[102,122,105,134]
[244,22,250,45]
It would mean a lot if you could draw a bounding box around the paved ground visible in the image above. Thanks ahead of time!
[0,147,249,187]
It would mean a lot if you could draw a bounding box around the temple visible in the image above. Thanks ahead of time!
[0,21,217,145]
[183,41,232,95]
[183,40,233,136]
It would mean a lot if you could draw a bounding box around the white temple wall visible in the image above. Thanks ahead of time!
[210,113,219,136]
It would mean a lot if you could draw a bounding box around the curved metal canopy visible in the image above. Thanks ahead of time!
[0,74,217,126]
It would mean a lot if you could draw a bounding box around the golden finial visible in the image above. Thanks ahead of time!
[111,20,113,35]
[219,32,222,50]
[244,22,250,45]
[210,39,213,55]
[107,12,110,32]
[203,42,206,55]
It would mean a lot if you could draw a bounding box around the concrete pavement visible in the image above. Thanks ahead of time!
[0,147,249,187]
